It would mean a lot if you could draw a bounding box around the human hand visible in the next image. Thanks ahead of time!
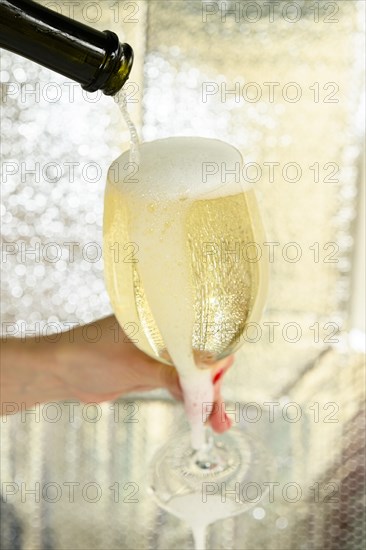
[2,315,233,433]
[56,316,233,433]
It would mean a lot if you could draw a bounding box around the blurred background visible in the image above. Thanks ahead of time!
[1,0,365,549]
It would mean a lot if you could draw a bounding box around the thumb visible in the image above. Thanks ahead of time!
[152,363,183,401]
[146,356,234,404]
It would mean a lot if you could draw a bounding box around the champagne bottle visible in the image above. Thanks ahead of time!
[0,0,133,95]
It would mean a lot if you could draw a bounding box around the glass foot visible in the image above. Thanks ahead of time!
[148,427,274,518]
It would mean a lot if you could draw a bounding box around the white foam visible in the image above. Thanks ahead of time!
[179,370,214,450]
[107,137,251,201]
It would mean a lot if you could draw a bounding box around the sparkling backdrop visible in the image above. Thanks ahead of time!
[0,1,365,549]
[1,1,146,328]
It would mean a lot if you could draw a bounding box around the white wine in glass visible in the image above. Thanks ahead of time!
[103,137,270,547]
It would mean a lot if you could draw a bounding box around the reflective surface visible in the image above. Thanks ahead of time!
[0,349,364,549]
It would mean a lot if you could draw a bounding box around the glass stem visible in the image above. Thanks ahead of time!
[194,427,225,471]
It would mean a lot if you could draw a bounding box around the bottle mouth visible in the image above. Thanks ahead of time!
[103,41,134,95]
[83,32,134,95]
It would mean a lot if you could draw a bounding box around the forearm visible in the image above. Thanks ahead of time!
[0,336,67,411]
[1,315,184,416]
[0,316,230,432]
[0,316,139,412]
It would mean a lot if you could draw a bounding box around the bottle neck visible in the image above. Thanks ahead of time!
[0,0,133,95]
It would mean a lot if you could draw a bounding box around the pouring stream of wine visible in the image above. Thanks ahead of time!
[115,89,140,164]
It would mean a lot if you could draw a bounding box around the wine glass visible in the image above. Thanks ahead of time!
[103,137,270,547]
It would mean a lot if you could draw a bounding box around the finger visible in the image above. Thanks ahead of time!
[155,363,183,401]
[152,356,234,401]
[209,356,234,433]
[209,395,232,433]
[211,355,234,407]
[211,355,234,386]
[142,355,234,407]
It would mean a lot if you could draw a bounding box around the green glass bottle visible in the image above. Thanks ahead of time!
[0,0,133,95]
